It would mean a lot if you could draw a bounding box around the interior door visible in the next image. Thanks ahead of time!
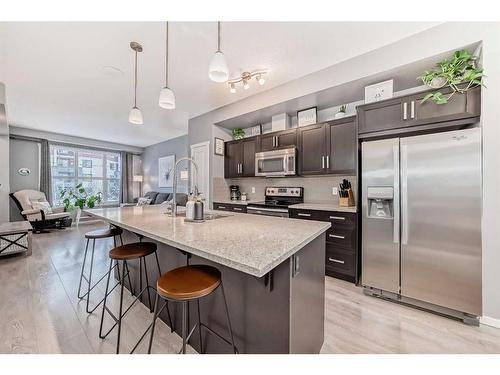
[361,138,400,293]
[400,128,482,315]
[190,142,210,206]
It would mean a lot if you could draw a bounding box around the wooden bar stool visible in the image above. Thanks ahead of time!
[99,241,173,354]
[77,225,130,313]
[147,264,237,354]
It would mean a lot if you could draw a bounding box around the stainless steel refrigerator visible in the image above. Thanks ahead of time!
[361,127,482,322]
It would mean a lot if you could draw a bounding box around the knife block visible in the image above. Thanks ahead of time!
[339,188,355,207]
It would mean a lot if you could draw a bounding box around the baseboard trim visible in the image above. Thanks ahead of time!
[480,315,500,329]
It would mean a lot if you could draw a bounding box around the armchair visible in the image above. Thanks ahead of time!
[10,190,71,233]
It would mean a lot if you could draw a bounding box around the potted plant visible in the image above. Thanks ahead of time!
[60,183,102,226]
[232,128,245,140]
[419,49,485,105]
[335,104,347,119]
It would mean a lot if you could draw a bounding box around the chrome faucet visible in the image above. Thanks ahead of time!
[171,157,199,217]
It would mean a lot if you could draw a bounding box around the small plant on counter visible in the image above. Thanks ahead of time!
[60,183,102,211]
[232,128,245,140]
[338,104,347,113]
[419,49,485,105]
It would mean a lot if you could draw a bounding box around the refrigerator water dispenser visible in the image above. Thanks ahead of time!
[367,187,394,219]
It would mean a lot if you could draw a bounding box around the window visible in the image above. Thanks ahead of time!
[50,144,121,205]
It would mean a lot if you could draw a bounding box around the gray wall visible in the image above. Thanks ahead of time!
[141,134,189,194]
[9,139,40,221]
[188,23,500,324]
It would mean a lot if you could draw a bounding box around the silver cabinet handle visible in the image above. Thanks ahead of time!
[410,100,415,119]
[297,213,311,217]
[240,163,243,174]
[272,136,275,147]
[233,207,243,211]
[329,234,345,239]
[218,206,226,209]
[326,155,330,169]
[322,156,325,169]
[276,136,279,147]
[329,258,345,264]
[403,102,408,120]
[329,216,345,220]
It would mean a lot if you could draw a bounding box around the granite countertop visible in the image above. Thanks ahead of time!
[289,202,358,213]
[85,205,330,278]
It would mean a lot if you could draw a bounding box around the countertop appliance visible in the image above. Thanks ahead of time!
[255,148,296,177]
[230,185,241,201]
[247,187,304,217]
[361,128,482,324]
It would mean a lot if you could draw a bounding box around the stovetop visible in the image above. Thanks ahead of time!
[247,187,304,209]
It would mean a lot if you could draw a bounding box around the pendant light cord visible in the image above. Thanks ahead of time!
[134,50,138,107]
[217,21,221,52]
[165,21,169,88]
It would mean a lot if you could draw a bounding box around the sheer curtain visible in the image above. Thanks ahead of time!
[121,152,134,203]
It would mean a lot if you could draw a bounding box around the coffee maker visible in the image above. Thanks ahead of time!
[230,185,241,201]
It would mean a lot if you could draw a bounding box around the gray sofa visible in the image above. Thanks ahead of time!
[133,191,188,206]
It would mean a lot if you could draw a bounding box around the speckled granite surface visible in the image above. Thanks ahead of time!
[85,206,330,277]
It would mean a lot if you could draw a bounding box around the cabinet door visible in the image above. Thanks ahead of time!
[240,138,256,177]
[224,141,241,178]
[327,118,357,175]
[258,133,276,152]
[276,129,297,149]
[298,124,326,175]
[412,86,480,125]
[357,96,407,134]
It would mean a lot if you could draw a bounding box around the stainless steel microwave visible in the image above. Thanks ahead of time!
[255,148,297,177]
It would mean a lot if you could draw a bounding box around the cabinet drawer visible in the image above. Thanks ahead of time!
[289,209,323,221]
[326,226,356,249]
[213,203,247,213]
[326,246,355,276]
[318,211,356,227]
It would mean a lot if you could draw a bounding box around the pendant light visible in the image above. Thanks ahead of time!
[159,22,176,109]
[128,41,143,125]
[208,21,229,82]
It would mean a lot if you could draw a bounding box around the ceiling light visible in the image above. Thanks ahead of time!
[208,22,229,82]
[159,22,176,109]
[128,42,143,125]
[227,70,267,92]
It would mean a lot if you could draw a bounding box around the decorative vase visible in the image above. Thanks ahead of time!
[334,112,346,119]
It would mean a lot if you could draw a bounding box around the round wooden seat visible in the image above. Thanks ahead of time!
[157,265,221,301]
[109,242,157,260]
[85,226,123,239]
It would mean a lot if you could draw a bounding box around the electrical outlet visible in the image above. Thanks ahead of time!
[332,187,338,195]
[251,187,256,194]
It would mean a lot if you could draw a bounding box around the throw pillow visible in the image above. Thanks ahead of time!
[32,201,53,214]
[136,197,152,206]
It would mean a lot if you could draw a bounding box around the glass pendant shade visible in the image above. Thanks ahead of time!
[128,106,143,125]
[159,87,176,109]
[208,51,229,82]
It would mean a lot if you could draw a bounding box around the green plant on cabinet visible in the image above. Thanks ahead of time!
[232,128,245,140]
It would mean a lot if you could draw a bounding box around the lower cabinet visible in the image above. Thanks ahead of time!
[213,202,247,213]
[289,208,358,283]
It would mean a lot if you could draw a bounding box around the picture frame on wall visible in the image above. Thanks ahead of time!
[158,154,175,188]
[297,106,317,127]
[364,79,394,103]
[214,137,225,156]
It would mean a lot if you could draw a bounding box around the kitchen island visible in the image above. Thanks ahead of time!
[86,205,330,354]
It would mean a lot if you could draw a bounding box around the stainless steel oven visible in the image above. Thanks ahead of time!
[246,206,289,217]
[255,148,296,177]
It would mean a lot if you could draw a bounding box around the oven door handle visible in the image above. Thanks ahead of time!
[247,206,289,214]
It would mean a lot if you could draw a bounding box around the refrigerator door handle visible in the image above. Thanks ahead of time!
[393,144,400,244]
[401,144,408,245]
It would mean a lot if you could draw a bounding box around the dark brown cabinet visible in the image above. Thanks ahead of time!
[213,202,247,213]
[224,137,257,178]
[357,86,481,136]
[258,129,297,152]
[289,208,358,283]
[298,118,357,176]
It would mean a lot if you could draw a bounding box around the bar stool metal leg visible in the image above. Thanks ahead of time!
[147,294,160,354]
[197,299,203,354]
[220,283,237,354]
[144,258,153,312]
[86,239,96,313]
[77,238,90,299]
[181,301,188,354]
[116,260,126,354]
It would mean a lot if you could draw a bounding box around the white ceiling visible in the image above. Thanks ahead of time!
[0,22,439,147]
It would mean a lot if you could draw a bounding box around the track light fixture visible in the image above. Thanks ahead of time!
[227,70,267,93]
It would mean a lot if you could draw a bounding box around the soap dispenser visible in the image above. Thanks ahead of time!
[185,194,195,220]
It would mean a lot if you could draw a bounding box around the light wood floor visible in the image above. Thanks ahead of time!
[1,222,500,354]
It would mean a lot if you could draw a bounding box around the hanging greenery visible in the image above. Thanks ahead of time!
[419,49,485,105]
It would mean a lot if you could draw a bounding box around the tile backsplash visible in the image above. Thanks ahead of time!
[213,175,357,205]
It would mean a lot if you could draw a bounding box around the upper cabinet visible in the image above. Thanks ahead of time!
[357,86,481,136]
[258,128,297,152]
[224,137,257,178]
[298,117,357,176]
